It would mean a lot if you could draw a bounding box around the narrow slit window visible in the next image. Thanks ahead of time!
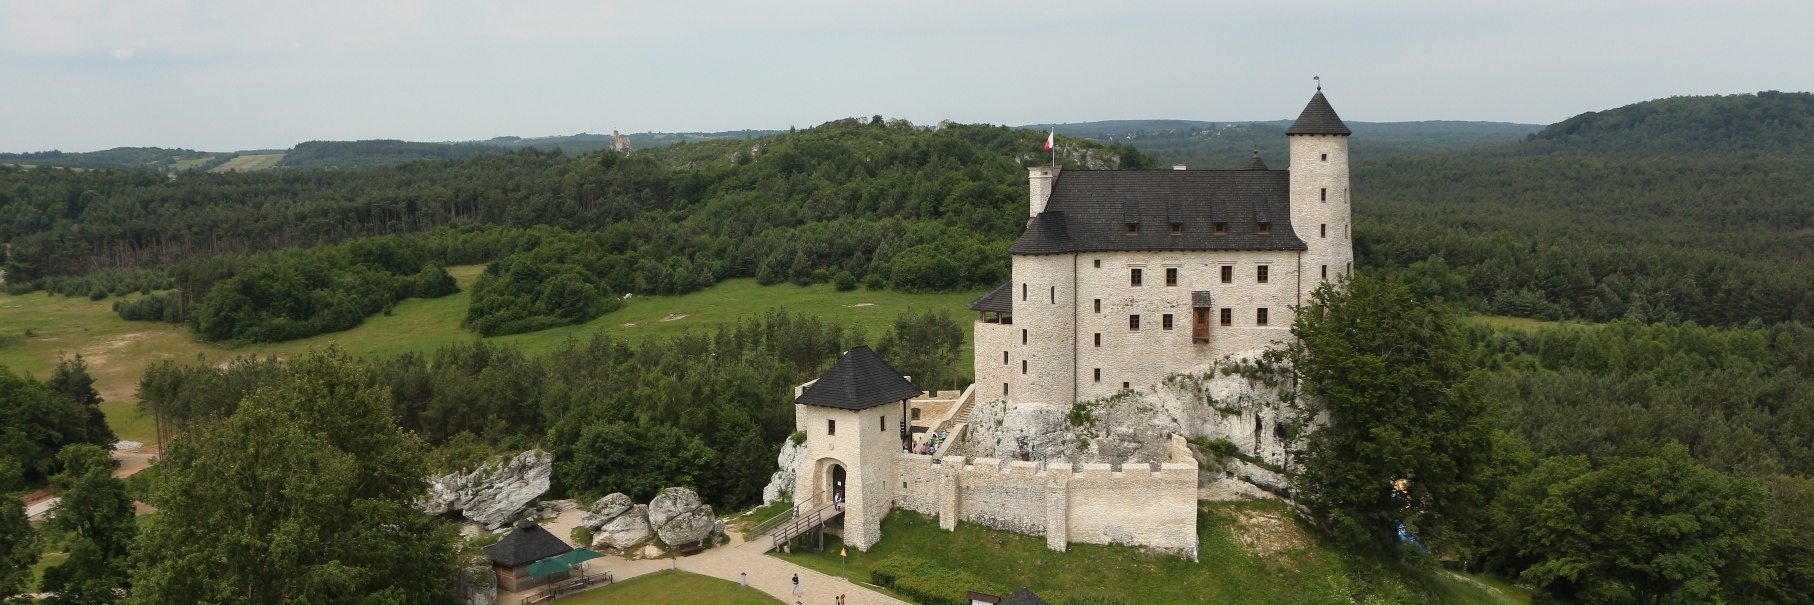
[1093,298,1101,313]
[1165,267,1178,286]
[1321,265,1328,280]
[1021,360,1027,374]
[1021,329,1027,345]
[1094,368,1101,382]
[1003,351,1008,364]
[1094,333,1101,347]
[1320,224,1327,238]
[1021,283,1027,301]
[1321,188,1327,202]
[828,419,836,436]
[881,415,887,432]
[1003,382,1009,395]
[1050,286,1055,304]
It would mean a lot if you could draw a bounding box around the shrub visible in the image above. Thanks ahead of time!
[790,430,808,446]
[871,557,996,605]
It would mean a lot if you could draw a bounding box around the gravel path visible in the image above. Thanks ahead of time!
[499,530,907,605]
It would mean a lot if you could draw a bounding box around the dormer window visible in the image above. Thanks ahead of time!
[1126,223,1139,236]
[1213,222,1227,235]
[1169,222,1182,235]
[1257,222,1272,234]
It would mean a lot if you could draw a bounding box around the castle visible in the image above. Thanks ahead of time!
[782,89,1353,555]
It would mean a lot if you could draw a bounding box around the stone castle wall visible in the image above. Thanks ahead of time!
[890,434,1199,554]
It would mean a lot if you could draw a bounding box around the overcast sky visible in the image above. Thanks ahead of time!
[3,0,1810,152]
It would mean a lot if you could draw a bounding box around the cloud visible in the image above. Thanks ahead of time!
[111,47,132,59]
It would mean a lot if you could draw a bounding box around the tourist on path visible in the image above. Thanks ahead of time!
[792,573,800,595]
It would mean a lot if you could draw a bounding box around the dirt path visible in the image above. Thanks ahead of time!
[24,443,158,520]
[498,529,907,605]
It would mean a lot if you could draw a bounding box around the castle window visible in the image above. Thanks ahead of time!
[881,415,887,432]
[1094,259,1101,268]
[1021,283,1027,301]
[1094,368,1101,382]
[1257,222,1272,235]
[1321,188,1327,202]
[1220,308,1232,326]
[1169,222,1183,235]
[1129,315,1141,331]
[1094,333,1101,347]
[1004,382,1009,395]
[1130,268,1143,287]
[1165,267,1178,286]
[1220,265,1233,284]
[1257,265,1270,284]
[828,419,836,436]
[1022,360,1027,374]
[1050,286,1055,304]
[1320,224,1327,238]
[1021,329,1027,345]
[1321,153,1328,161]
[1213,222,1227,235]
[912,407,921,420]
[1126,223,1139,235]
[1257,308,1270,326]
[1093,299,1101,313]
[1122,382,1130,390]
[1003,351,1008,364]
[1322,265,1328,280]
[1162,314,1174,330]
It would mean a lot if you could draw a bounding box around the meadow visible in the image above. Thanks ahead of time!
[208,153,284,172]
[547,570,781,605]
[0,266,987,445]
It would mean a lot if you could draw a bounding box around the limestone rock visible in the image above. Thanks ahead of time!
[761,439,806,504]
[591,504,655,551]
[580,493,634,530]
[421,450,552,530]
[648,487,715,547]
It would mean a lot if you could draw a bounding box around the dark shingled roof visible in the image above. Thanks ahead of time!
[795,346,923,410]
[1001,588,1049,605]
[968,281,1013,312]
[1192,291,1214,307]
[1286,91,1351,136]
[1242,151,1269,170]
[1009,171,1306,255]
[484,520,573,568]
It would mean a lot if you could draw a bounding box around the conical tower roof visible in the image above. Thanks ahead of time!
[1286,90,1351,136]
[1241,151,1269,170]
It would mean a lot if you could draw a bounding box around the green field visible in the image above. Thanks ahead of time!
[168,156,217,171]
[0,267,986,445]
[550,570,781,605]
[209,153,284,172]
[775,502,1528,605]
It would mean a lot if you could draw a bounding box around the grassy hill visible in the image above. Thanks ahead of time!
[0,147,226,172]
[0,265,987,445]
[775,503,1528,605]
[1024,119,1541,169]
[1519,90,1814,156]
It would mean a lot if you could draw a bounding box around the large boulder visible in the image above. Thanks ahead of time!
[761,439,807,504]
[647,487,715,547]
[593,504,655,551]
[421,450,552,530]
[580,493,634,530]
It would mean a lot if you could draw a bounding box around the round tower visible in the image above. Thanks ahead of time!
[1287,86,1354,304]
[1009,247,1076,408]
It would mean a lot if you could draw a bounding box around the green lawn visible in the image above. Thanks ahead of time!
[1465,315,1599,331]
[0,268,987,446]
[209,153,284,172]
[30,551,68,591]
[774,502,1528,605]
[550,570,781,605]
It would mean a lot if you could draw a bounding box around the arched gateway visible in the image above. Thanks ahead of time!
[791,346,921,550]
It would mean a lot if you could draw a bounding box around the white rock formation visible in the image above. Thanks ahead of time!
[580,493,634,529]
[580,493,655,551]
[760,439,806,504]
[647,487,715,548]
[421,450,552,530]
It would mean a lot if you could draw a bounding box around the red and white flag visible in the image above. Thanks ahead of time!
[1044,130,1055,151]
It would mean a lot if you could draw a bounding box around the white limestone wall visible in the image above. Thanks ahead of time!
[1288,134,1353,303]
[973,321,1013,403]
[1010,253,1077,408]
[793,401,904,550]
[892,453,943,516]
[1072,250,1297,402]
[1066,460,1198,551]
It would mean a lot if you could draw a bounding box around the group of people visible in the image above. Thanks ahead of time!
[908,430,950,455]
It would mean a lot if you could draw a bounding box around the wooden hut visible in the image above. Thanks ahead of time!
[483,520,574,592]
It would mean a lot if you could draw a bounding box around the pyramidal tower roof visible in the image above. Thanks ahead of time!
[1241,151,1269,170]
[795,346,922,410]
[1286,89,1351,136]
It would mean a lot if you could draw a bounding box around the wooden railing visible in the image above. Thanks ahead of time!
[748,489,822,539]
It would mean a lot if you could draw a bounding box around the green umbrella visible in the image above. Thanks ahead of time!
[555,548,604,567]
[525,548,605,578]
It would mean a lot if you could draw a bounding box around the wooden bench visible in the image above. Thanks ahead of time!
[673,539,707,556]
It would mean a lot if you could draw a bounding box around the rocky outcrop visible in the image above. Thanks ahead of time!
[421,450,552,530]
[580,493,654,551]
[760,439,807,504]
[647,487,715,547]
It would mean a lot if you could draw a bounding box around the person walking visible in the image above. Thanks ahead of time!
[792,573,800,595]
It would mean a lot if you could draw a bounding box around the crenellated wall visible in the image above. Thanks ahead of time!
[889,434,1199,555]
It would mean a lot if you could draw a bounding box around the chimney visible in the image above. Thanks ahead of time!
[1028,167,1061,217]
[1172,164,1187,171]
